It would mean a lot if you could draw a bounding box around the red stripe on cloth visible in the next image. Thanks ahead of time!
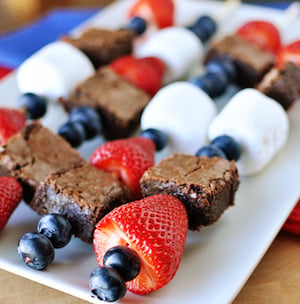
[0,66,13,79]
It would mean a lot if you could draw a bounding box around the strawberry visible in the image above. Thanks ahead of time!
[0,176,23,231]
[236,20,281,54]
[0,108,26,145]
[282,199,300,235]
[90,137,155,200]
[128,0,174,29]
[276,40,300,68]
[110,55,165,97]
[93,194,188,294]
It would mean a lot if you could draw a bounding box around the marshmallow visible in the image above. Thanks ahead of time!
[135,27,203,83]
[141,82,217,154]
[17,41,95,100]
[208,89,289,176]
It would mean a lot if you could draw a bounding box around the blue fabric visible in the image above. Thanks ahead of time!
[0,9,99,69]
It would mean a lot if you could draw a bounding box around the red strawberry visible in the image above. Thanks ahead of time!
[0,176,23,231]
[236,20,281,54]
[128,0,174,29]
[110,55,165,97]
[0,108,26,145]
[276,40,300,68]
[90,137,155,200]
[93,194,188,294]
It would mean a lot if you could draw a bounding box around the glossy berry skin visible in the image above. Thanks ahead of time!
[90,137,155,199]
[18,232,55,270]
[188,15,217,43]
[58,121,86,147]
[0,176,23,232]
[126,17,147,35]
[140,128,168,151]
[93,194,188,295]
[189,72,228,98]
[37,214,73,248]
[17,92,47,120]
[89,266,126,302]
[103,246,141,282]
[205,58,236,82]
[195,145,226,158]
[0,108,26,145]
[210,135,242,161]
[68,106,101,140]
[276,40,300,68]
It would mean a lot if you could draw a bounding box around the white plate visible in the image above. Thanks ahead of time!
[1,1,300,303]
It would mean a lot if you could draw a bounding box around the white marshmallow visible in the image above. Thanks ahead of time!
[141,82,217,154]
[208,89,289,176]
[135,27,203,83]
[17,41,95,100]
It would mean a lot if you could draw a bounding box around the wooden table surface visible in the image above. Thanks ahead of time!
[1,1,300,303]
[1,230,300,304]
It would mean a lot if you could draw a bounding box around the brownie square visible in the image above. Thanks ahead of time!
[0,122,83,202]
[257,62,300,111]
[59,66,151,139]
[61,28,135,68]
[204,35,274,88]
[32,162,129,243]
[140,153,239,231]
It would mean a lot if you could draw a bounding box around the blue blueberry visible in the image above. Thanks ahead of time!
[37,214,73,248]
[58,121,86,147]
[210,135,242,161]
[140,128,168,151]
[188,15,217,43]
[205,57,236,82]
[17,92,47,119]
[195,145,226,158]
[126,17,147,35]
[189,72,228,98]
[103,246,141,282]
[89,267,126,302]
[17,232,54,270]
[69,106,102,140]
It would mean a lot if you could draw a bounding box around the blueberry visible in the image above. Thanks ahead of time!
[195,145,226,158]
[189,72,228,98]
[103,246,141,282]
[140,128,168,151]
[188,15,217,43]
[211,135,242,161]
[37,214,72,248]
[17,92,47,119]
[89,267,126,302]
[205,57,236,82]
[126,17,147,35]
[17,232,54,270]
[69,106,102,140]
[58,121,86,147]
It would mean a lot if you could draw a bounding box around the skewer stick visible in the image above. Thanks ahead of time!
[214,0,241,23]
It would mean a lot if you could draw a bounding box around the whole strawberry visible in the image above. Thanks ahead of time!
[93,194,188,295]
[90,137,155,200]
[0,108,26,145]
[111,55,165,97]
[0,176,23,231]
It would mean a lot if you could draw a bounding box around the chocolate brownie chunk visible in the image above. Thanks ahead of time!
[257,62,300,111]
[61,28,135,68]
[204,35,274,87]
[59,66,151,139]
[32,162,129,243]
[140,153,239,231]
[0,122,83,202]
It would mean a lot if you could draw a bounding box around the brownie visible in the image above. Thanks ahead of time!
[59,66,151,139]
[61,28,135,68]
[140,153,239,231]
[204,35,274,87]
[31,162,129,243]
[0,122,83,202]
[256,62,300,111]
